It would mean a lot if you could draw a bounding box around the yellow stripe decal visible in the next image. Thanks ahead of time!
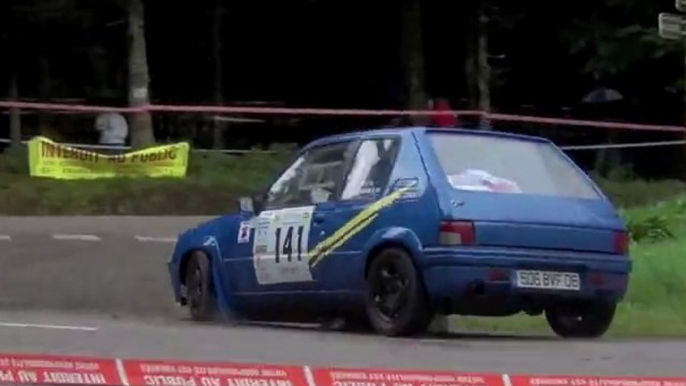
[310,214,379,268]
[307,185,413,266]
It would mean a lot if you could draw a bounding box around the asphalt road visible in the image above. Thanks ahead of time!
[0,216,684,377]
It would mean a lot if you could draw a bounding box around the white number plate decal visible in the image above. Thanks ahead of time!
[252,206,315,285]
[515,270,581,291]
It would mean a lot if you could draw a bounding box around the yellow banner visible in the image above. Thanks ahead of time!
[27,136,190,179]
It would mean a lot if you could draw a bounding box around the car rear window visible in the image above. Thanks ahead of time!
[427,132,601,199]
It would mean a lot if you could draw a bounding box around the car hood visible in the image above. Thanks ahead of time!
[179,212,244,240]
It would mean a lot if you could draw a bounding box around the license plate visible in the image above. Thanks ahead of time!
[515,270,581,291]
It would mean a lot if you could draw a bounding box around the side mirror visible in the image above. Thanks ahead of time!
[238,197,254,213]
[238,195,265,215]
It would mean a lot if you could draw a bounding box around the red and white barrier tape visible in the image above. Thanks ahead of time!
[0,101,480,116]
[559,140,686,150]
[0,100,684,133]
[0,352,683,386]
[487,113,686,133]
[2,137,686,152]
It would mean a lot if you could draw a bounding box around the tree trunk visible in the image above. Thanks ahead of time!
[38,55,53,135]
[9,71,21,148]
[212,0,226,149]
[464,1,478,108]
[682,35,686,178]
[476,0,491,129]
[400,0,429,125]
[128,0,155,148]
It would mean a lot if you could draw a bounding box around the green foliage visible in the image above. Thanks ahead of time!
[554,0,681,80]
[560,23,679,78]
[0,146,29,175]
[593,174,686,208]
[621,197,686,243]
[592,168,686,244]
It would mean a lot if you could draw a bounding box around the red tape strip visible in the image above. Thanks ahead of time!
[1,353,685,386]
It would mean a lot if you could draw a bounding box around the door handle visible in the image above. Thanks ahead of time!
[313,214,326,224]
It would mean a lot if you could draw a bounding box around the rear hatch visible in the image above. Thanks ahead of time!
[426,131,627,255]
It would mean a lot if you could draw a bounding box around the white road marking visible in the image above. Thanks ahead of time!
[0,321,98,331]
[0,235,10,241]
[51,234,101,241]
[135,235,176,243]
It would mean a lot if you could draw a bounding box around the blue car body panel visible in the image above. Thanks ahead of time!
[167,127,632,319]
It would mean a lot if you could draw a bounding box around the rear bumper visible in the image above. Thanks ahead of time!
[420,247,631,315]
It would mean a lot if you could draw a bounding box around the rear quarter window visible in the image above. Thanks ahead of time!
[427,132,601,199]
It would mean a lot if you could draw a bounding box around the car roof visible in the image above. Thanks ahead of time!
[301,126,552,153]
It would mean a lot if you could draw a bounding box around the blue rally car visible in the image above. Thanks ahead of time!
[167,127,632,338]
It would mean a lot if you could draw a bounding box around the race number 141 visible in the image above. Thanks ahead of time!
[275,225,304,262]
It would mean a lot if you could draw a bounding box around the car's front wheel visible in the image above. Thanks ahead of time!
[365,247,433,337]
[545,301,616,338]
[184,251,217,322]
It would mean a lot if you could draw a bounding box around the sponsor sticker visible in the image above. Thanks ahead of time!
[237,221,251,244]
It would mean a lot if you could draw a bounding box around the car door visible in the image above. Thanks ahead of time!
[230,140,358,316]
[307,137,402,300]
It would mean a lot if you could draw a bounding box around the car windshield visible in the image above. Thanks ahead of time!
[427,132,601,199]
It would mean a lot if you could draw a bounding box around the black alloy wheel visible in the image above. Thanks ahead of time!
[545,301,616,338]
[365,247,433,337]
[185,251,217,322]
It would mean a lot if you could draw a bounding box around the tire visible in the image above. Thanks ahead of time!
[545,301,616,339]
[184,251,217,322]
[365,247,432,337]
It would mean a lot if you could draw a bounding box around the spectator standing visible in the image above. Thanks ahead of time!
[95,112,129,154]
[429,98,459,128]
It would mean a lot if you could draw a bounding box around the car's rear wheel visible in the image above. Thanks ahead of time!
[365,247,432,337]
[184,251,217,322]
[545,301,616,338]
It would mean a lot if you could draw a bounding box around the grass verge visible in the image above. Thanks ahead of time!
[0,148,291,215]
[1,146,685,214]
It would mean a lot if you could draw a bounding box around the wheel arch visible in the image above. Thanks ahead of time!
[362,227,424,279]
[360,226,434,336]
[178,246,219,285]
[175,236,238,318]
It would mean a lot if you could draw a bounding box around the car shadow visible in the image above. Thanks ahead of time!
[234,320,557,342]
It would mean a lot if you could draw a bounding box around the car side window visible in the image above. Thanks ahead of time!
[266,141,354,208]
[341,138,401,201]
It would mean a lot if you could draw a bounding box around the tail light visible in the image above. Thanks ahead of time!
[439,220,476,245]
[613,230,630,255]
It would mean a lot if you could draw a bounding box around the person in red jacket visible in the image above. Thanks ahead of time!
[430,98,459,128]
